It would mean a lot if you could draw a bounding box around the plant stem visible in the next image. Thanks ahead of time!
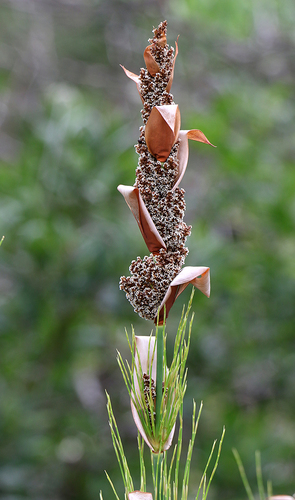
[152,451,164,500]
[156,325,164,434]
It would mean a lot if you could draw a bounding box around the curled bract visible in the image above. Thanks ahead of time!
[145,104,181,162]
[117,185,166,253]
[157,266,210,325]
[173,129,215,190]
[121,38,178,100]
[143,41,165,77]
[166,38,179,93]
[131,336,175,452]
[120,65,144,103]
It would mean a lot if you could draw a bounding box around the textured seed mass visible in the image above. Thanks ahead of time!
[119,21,191,321]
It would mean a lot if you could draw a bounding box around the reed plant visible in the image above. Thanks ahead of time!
[101,21,224,500]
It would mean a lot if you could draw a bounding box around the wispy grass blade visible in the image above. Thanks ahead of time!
[181,401,203,500]
[195,437,217,500]
[255,450,266,500]
[138,433,146,491]
[106,392,134,494]
[267,480,273,498]
[203,426,225,500]
[233,448,255,500]
[104,471,121,500]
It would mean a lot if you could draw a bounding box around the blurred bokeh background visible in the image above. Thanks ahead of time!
[0,0,295,498]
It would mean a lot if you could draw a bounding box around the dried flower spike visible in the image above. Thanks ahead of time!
[119,20,213,323]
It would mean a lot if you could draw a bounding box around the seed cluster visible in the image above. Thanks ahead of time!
[143,373,156,426]
[143,373,167,427]
[119,21,191,321]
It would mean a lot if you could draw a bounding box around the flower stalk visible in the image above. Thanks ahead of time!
[102,20,224,500]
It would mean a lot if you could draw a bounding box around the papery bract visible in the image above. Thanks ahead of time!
[269,497,295,500]
[173,129,215,190]
[120,65,144,103]
[128,492,153,500]
[145,104,181,162]
[117,185,166,253]
[166,38,179,93]
[143,33,167,76]
[121,39,178,100]
[131,336,175,452]
[156,266,210,325]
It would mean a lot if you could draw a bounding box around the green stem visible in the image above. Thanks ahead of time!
[152,451,164,500]
[156,325,164,435]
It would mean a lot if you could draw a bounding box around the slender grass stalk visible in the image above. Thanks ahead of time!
[167,444,177,499]
[194,425,225,500]
[156,324,164,435]
[174,403,183,500]
[181,401,203,500]
[152,452,164,500]
[106,392,134,494]
[202,474,207,500]
[267,480,273,498]
[255,450,266,500]
[233,448,255,500]
[104,471,121,500]
[138,434,146,491]
[234,450,274,500]
[195,443,215,500]
[203,426,225,500]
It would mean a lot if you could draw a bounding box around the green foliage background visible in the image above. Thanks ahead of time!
[0,0,295,498]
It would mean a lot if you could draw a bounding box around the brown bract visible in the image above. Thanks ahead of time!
[145,104,181,162]
[117,185,166,253]
[143,45,161,77]
[121,38,178,100]
[120,65,144,103]
[166,38,179,93]
[143,33,167,76]
[156,266,210,325]
[173,129,215,190]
